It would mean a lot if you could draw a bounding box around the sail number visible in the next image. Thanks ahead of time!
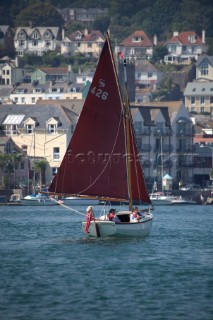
[90,86,108,100]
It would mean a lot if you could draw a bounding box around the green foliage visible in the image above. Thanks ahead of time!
[34,159,48,186]
[92,16,110,34]
[152,46,168,63]
[15,0,64,27]
[65,23,85,35]
[0,0,213,63]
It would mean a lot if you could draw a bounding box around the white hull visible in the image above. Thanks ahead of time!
[21,194,58,206]
[82,211,153,237]
[150,195,173,205]
[62,197,99,206]
[170,199,197,205]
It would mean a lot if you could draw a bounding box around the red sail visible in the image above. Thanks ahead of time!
[129,119,151,204]
[49,36,151,204]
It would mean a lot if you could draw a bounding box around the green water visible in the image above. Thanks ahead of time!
[0,205,212,320]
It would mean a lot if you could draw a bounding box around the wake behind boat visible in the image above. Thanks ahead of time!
[47,34,153,237]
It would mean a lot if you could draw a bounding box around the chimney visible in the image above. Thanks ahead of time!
[15,56,19,67]
[173,31,179,36]
[29,21,33,29]
[84,28,88,36]
[62,28,65,40]
[153,34,157,46]
[202,30,205,44]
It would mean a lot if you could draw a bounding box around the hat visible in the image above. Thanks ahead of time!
[86,206,93,212]
[109,208,116,213]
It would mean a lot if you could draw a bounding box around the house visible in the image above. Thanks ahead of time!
[76,69,94,84]
[0,104,78,185]
[57,8,108,26]
[135,60,163,90]
[116,30,154,60]
[195,54,213,81]
[0,85,13,103]
[131,101,194,187]
[14,26,62,57]
[0,57,26,85]
[31,66,75,85]
[164,31,207,65]
[10,81,87,104]
[61,29,104,57]
[184,82,213,114]
[37,99,84,116]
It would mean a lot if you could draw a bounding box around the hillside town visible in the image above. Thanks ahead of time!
[0,7,213,204]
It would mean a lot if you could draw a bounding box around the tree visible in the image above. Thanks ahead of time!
[152,46,168,63]
[0,153,22,188]
[92,16,110,34]
[34,159,48,188]
[15,0,64,27]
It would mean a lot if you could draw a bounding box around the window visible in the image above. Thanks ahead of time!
[53,147,60,160]
[148,72,152,78]
[31,97,36,103]
[52,167,58,176]
[188,35,195,43]
[48,124,56,134]
[21,97,25,103]
[32,31,39,39]
[87,43,92,48]
[171,45,177,53]
[191,96,195,105]
[200,61,208,76]
[32,40,38,46]
[4,124,18,136]
[71,125,75,134]
[210,96,213,104]
[21,145,27,151]
[200,96,205,104]
[46,41,51,47]
[132,37,141,42]
[20,162,24,170]
[19,40,25,46]
[134,121,142,134]
[25,124,34,134]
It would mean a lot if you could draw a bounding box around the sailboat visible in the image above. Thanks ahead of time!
[48,34,153,237]
[149,138,174,205]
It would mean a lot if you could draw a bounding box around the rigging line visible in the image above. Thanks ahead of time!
[51,197,85,216]
[78,110,124,195]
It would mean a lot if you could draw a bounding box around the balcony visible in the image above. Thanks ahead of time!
[177,161,194,167]
[176,146,193,153]
[176,129,193,137]
[154,128,172,136]
[154,145,173,152]
[134,128,151,135]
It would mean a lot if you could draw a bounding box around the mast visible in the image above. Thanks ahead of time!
[161,136,164,194]
[123,59,133,210]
